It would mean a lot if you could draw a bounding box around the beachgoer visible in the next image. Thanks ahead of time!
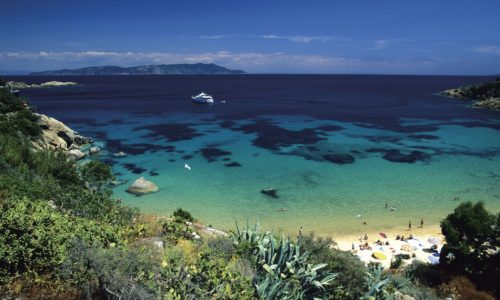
[408,220,412,231]
[420,218,424,228]
[299,226,303,237]
[385,201,388,208]
[352,243,355,250]
[364,234,368,241]
[396,234,401,240]
[278,207,287,212]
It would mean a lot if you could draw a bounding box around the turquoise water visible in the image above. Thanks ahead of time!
[99,114,500,236]
[17,75,500,236]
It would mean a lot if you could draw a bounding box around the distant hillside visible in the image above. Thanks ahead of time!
[30,63,246,75]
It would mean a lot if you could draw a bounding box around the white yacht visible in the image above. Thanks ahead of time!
[191,92,214,104]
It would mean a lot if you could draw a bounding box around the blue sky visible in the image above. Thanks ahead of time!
[1,0,499,74]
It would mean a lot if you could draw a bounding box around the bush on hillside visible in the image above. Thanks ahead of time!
[0,197,122,283]
[300,233,368,300]
[172,208,194,222]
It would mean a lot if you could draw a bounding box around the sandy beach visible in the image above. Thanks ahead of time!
[333,224,444,268]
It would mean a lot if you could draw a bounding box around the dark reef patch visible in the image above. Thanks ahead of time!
[224,162,242,167]
[182,154,194,160]
[218,120,236,129]
[200,147,232,162]
[123,163,147,174]
[106,138,167,155]
[108,119,125,125]
[366,136,403,144]
[315,125,344,132]
[261,188,278,198]
[408,134,440,140]
[168,159,176,162]
[233,120,326,151]
[149,170,159,176]
[134,123,202,142]
[368,148,431,163]
[322,154,355,164]
[222,157,231,161]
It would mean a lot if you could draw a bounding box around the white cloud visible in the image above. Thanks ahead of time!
[197,34,338,43]
[198,35,234,39]
[260,34,332,43]
[369,39,413,50]
[0,50,437,74]
[474,46,500,55]
[370,40,388,50]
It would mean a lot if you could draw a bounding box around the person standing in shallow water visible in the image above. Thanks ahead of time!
[408,220,412,231]
[420,218,424,228]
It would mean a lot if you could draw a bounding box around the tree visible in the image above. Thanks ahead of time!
[80,160,114,190]
[440,201,500,296]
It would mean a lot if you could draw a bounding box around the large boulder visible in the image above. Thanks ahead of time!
[126,177,159,196]
[32,113,91,151]
[68,149,86,161]
[89,146,101,155]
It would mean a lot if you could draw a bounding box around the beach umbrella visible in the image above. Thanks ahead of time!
[372,252,387,260]
[379,232,387,239]
[427,237,440,245]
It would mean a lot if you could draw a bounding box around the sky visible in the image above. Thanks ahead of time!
[1,0,499,74]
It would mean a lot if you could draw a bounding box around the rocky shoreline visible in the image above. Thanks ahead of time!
[4,80,78,89]
[32,113,92,158]
[440,79,500,111]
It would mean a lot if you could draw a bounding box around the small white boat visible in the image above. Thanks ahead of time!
[191,92,214,104]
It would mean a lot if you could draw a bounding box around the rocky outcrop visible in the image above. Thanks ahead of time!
[89,146,101,155]
[32,113,92,155]
[68,149,86,160]
[126,177,159,196]
[261,188,279,198]
[473,97,500,111]
[440,79,500,111]
[5,80,78,89]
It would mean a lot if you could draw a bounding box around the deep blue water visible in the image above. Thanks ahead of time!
[10,75,500,235]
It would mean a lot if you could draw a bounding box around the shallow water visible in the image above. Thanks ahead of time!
[14,75,500,236]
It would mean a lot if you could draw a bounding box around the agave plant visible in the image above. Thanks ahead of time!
[364,264,407,300]
[231,223,337,299]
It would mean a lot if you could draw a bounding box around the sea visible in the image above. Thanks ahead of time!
[12,75,500,236]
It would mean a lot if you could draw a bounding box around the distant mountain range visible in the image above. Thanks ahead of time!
[29,63,245,75]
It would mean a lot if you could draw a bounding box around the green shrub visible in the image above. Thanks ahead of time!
[61,240,159,300]
[440,201,500,296]
[404,261,447,287]
[300,233,368,300]
[390,256,404,269]
[0,197,122,283]
[80,160,114,190]
[172,208,194,222]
